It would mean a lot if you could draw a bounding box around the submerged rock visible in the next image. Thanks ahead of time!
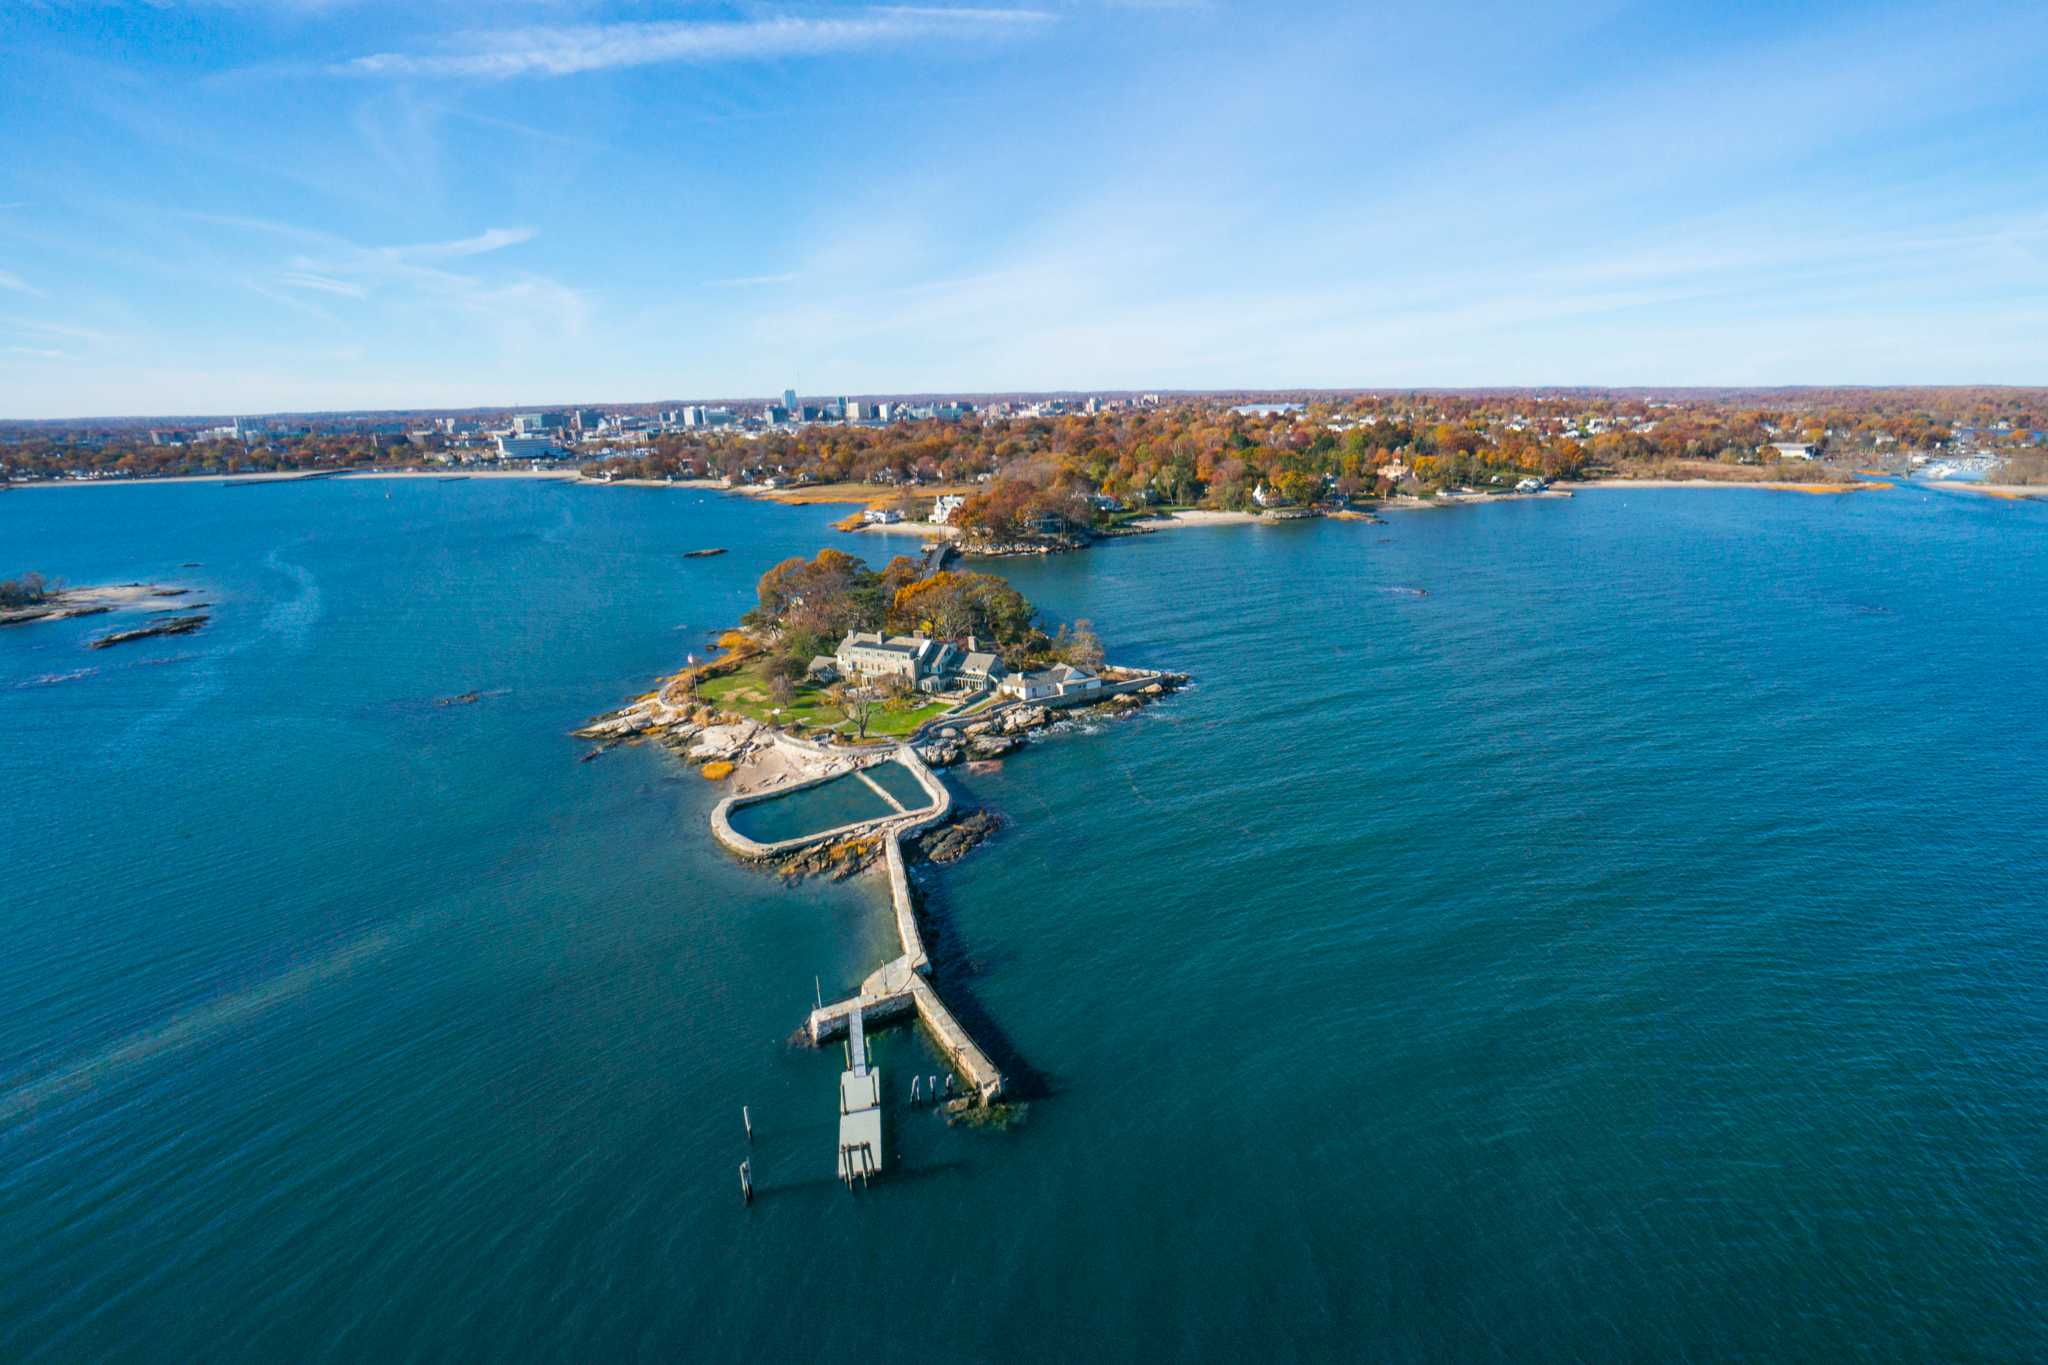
[88,614,208,649]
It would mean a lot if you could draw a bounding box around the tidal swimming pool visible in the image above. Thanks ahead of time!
[727,760,936,845]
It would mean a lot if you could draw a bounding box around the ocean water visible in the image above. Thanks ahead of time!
[3,478,2045,1361]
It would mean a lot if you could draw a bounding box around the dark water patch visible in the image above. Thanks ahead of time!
[3,481,2047,1360]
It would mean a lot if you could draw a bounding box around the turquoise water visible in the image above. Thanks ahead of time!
[4,478,2047,1360]
[727,767,897,845]
[862,758,933,813]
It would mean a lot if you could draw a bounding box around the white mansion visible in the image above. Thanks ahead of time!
[816,630,1102,703]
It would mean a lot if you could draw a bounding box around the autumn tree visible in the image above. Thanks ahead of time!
[888,570,1038,646]
[1052,618,1104,669]
[829,683,881,740]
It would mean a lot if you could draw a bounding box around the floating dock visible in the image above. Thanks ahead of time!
[837,1006,882,1185]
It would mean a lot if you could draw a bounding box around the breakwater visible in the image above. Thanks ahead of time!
[804,826,1004,1104]
[708,740,950,860]
[704,743,1002,1103]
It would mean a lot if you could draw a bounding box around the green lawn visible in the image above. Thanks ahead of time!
[862,699,952,736]
[695,660,952,737]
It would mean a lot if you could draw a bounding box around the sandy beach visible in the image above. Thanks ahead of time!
[1134,509,1265,529]
[1913,480,2046,500]
[852,519,957,539]
[9,470,342,490]
[339,469,581,483]
[0,581,194,625]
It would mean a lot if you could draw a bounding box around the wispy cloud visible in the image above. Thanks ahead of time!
[332,8,1054,80]
[6,345,66,359]
[392,225,536,260]
[278,270,368,297]
[0,268,39,296]
[710,271,798,287]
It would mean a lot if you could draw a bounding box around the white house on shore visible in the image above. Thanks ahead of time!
[931,494,968,524]
[998,663,1102,703]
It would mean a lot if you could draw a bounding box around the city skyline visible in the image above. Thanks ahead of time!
[4,0,2048,418]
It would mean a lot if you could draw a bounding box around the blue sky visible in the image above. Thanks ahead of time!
[2,0,2046,417]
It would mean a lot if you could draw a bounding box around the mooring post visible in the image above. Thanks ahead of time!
[815,976,823,1010]
[910,1075,921,1104]
[743,1105,752,1143]
[739,1160,753,1206]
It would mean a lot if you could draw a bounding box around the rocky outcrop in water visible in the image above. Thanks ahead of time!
[915,808,1000,865]
[916,738,965,768]
[89,614,208,649]
[774,832,884,883]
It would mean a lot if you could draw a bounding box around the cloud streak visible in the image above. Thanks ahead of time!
[333,8,1054,80]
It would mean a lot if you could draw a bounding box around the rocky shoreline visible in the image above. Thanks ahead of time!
[1,582,194,627]
[573,655,1189,878]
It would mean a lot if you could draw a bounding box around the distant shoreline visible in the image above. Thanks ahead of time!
[12,468,2041,509]
[1571,478,1878,494]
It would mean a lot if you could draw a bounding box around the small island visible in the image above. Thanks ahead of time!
[1,572,200,629]
[578,546,1182,807]
[577,546,1183,1144]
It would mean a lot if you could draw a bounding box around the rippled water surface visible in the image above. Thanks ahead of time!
[3,478,2045,1361]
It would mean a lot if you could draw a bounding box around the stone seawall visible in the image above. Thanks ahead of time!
[710,744,950,860]
[805,811,1002,1102]
[885,833,929,973]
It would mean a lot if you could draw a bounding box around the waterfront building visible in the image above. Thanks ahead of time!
[931,494,968,524]
[494,435,566,459]
[959,651,1007,687]
[998,663,1101,703]
[832,631,961,685]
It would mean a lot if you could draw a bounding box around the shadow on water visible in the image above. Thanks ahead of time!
[750,1160,975,1206]
[897,829,1055,1100]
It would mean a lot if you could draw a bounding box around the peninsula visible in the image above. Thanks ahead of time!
[576,545,1184,1135]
